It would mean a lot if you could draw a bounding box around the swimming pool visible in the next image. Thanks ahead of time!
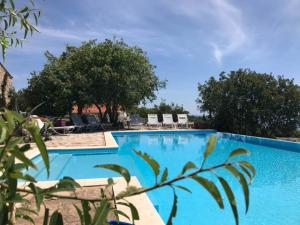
[30,131,300,225]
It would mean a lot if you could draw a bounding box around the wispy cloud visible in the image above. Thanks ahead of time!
[39,27,83,40]
[162,0,248,64]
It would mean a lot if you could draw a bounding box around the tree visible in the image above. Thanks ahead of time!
[88,39,166,123]
[20,44,95,116]
[20,39,166,119]
[197,69,300,137]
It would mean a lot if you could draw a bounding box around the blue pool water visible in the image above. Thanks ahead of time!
[30,131,300,225]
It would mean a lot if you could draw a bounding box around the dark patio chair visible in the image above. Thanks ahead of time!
[70,114,89,132]
[129,114,144,129]
[83,114,105,131]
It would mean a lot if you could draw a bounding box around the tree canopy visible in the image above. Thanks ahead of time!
[197,69,300,137]
[20,39,166,120]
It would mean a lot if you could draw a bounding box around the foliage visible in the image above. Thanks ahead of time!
[0,0,40,58]
[0,109,255,225]
[18,39,166,120]
[197,69,300,137]
[132,100,189,122]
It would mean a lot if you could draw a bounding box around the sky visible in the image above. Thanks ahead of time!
[4,0,300,114]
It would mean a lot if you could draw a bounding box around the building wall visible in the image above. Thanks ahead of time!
[0,64,13,106]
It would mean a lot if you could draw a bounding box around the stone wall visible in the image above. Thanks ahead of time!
[0,64,13,107]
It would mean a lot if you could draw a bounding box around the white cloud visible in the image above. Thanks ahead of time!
[162,0,248,64]
[39,27,83,40]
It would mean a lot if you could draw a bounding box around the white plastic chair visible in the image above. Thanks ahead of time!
[162,114,176,128]
[147,114,162,127]
[177,114,188,128]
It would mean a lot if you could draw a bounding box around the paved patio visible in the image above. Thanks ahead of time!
[43,132,106,148]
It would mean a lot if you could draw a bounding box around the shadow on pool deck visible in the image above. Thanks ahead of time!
[17,185,116,225]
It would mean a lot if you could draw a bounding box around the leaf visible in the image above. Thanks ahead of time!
[9,0,15,9]
[42,208,49,225]
[238,160,256,177]
[225,165,250,213]
[17,207,38,216]
[4,20,8,30]
[167,188,177,225]
[73,205,83,225]
[174,185,192,193]
[15,213,35,225]
[33,13,38,25]
[8,172,36,182]
[11,149,36,169]
[117,202,139,221]
[134,150,160,180]
[191,176,224,208]
[4,109,15,135]
[228,148,250,159]
[181,161,197,175]
[0,125,7,144]
[127,202,139,221]
[19,144,31,152]
[218,177,239,225]
[27,123,49,176]
[160,168,168,183]
[203,135,217,159]
[92,200,110,225]
[19,6,29,13]
[7,173,17,200]
[81,200,92,225]
[28,183,44,211]
[112,209,130,221]
[49,211,63,225]
[239,165,253,183]
[95,164,131,184]
[11,111,25,123]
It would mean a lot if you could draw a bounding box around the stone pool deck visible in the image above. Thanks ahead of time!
[38,132,106,148]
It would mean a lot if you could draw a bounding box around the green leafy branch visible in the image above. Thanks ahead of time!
[0,0,41,58]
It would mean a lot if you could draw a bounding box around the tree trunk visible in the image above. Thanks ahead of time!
[78,105,83,115]
[111,103,119,125]
[95,103,103,121]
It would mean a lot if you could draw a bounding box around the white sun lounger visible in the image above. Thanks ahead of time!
[162,114,176,128]
[51,126,75,134]
[147,114,162,127]
[177,114,189,128]
[32,115,75,134]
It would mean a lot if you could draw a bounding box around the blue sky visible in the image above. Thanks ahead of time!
[4,0,300,114]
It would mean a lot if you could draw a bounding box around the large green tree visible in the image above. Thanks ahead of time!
[197,69,300,137]
[20,39,166,120]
